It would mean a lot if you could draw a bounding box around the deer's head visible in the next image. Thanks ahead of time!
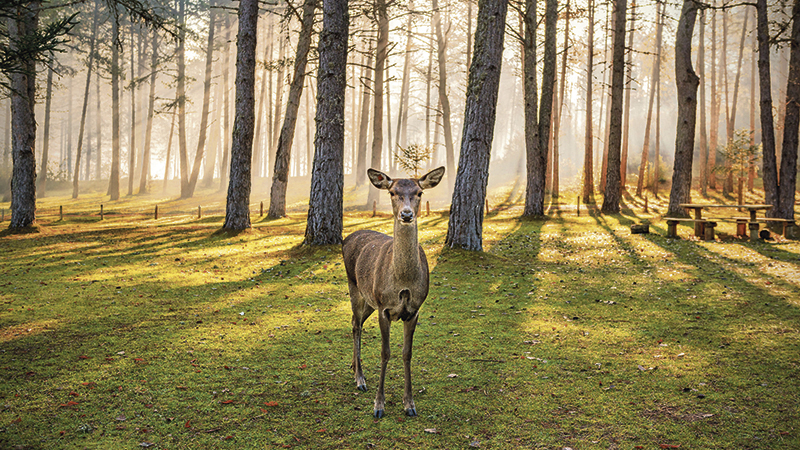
[368,167,445,225]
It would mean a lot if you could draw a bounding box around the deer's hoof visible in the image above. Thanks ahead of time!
[357,384,367,392]
[405,407,417,417]
[374,409,385,419]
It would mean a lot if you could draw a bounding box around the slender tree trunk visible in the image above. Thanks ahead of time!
[128,24,137,197]
[757,0,778,209]
[177,0,189,197]
[139,32,158,194]
[108,17,121,201]
[601,0,626,213]
[551,0,570,200]
[637,0,661,197]
[599,3,611,192]
[37,65,53,198]
[204,62,223,188]
[220,12,233,192]
[304,0,349,245]
[620,0,634,190]
[223,0,259,231]
[432,0,456,192]
[522,0,540,216]
[445,0,508,251]
[163,108,176,192]
[749,20,756,193]
[73,0,100,199]
[667,0,700,217]
[355,44,373,186]
[654,58,661,198]
[8,1,39,229]
[724,9,749,195]
[253,15,273,181]
[270,28,288,177]
[425,33,433,155]
[95,70,101,180]
[708,4,719,189]
[367,0,389,208]
[385,58,394,172]
[185,1,216,198]
[395,1,414,151]
[776,0,800,219]
[268,0,317,218]
[698,9,709,197]
[583,0,595,203]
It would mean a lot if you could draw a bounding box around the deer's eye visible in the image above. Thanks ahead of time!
[389,191,396,197]
[417,192,423,197]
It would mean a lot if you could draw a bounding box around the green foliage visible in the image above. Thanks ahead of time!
[0,190,798,448]
[716,129,761,181]
[393,144,434,178]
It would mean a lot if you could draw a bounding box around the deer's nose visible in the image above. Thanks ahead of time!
[400,209,414,223]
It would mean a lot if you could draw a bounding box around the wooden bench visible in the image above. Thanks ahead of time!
[734,217,796,237]
[665,218,707,239]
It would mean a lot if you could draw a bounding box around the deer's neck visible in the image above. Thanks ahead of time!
[392,220,421,282]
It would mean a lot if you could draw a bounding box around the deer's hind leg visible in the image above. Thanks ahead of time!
[349,283,373,392]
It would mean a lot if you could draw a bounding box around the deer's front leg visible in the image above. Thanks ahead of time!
[374,309,391,418]
[402,312,418,416]
[351,314,367,392]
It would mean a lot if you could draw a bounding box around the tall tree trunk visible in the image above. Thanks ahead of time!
[37,65,53,198]
[222,0,259,231]
[253,14,273,181]
[552,0,570,200]
[355,43,373,186]
[757,0,778,209]
[270,28,288,177]
[432,0,456,192]
[708,4,719,189]
[73,0,100,199]
[620,0,634,190]
[219,12,233,192]
[304,0,349,245]
[395,1,414,151]
[775,0,800,219]
[185,1,217,198]
[8,1,39,230]
[599,3,611,192]
[583,0,595,203]
[367,0,389,208]
[268,0,317,218]
[108,17,121,201]
[654,56,661,198]
[128,24,137,197]
[636,0,661,197]
[425,32,433,156]
[667,0,700,217]
[724,9,749,195]
[163,107,176,191]
[748,21,756,192]
[95,70,101,180]
[139,32,158,194]
[444,0,508,251]
[385,58,394,172]
[177,0,189,197]
[600,0,626,213]
[698,9,709,197]
[204,62,223,188]
[522,0,540,216]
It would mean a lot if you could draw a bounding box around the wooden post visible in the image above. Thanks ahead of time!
[260,201,264,216]
[100,204,104,220]
[198,206,202,219]
[1,208,3,222]
[155,205,159,220]
[59,205,63,221]
[577,196,580,216]
[426,200,430,216]
[644,196,649,213]
[485,199,489,215]
[372,200,377,217]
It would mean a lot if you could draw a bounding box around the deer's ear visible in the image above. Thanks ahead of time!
[368,169,393,190]
[418,166,445,190]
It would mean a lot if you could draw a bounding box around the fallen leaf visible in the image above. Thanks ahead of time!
[220,400,234,404]
[185,420,191,428]
[264,401,279,407]
[78,355,90,360]
[424,428,438,434]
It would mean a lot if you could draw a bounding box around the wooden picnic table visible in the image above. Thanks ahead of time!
[676,203,772,241]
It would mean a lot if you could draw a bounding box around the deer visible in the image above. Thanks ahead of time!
[342,166,445,418]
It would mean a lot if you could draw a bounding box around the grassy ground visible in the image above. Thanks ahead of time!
[1,184,799,449]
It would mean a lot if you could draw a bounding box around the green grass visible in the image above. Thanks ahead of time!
[0,186,799,449]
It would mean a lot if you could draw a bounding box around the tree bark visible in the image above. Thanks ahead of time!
[636,0,661,197]
[600,0,626,213]
[522,0,540,216]
[222,0,259,231]
[620,0,634,190]
[268,0,317,218]
[139,32,158,194]
[37,64,53,198]
[552,0,570,200]
[108,16,121,201]
[432,0,456,192]
[583,0,595,203]
[698,9,709,197]
[73,0,100,199]
[367,0,389,208]
[304,0,349,245]
[8,1,39,229]
[757,0,778,209]
[775,0,800,219]
[708,5,719,189]
[219,12,233,192]
[177,0,189,198]
[444,0,508,251]
[128,24,137,197]
[185,1,216,198]
[667,0,700,217]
